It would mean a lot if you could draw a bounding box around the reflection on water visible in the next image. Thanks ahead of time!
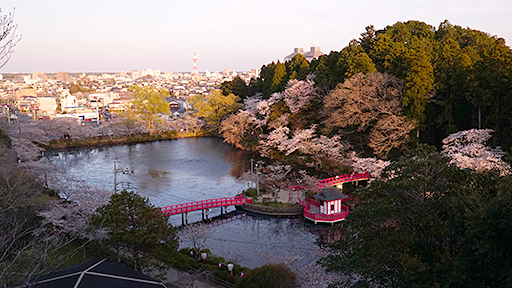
[47,137,337,270]
[47,137,253,207]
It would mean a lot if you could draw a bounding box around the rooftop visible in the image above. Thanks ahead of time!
[314,186,348,201]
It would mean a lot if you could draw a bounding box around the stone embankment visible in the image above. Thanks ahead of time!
[237,203,303,217]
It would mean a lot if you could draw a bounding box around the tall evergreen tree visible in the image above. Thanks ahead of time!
[287,54,310,80]
[271,61,287,94]
[402,39,434,125]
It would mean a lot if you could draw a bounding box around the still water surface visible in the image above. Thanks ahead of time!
[47,137,334,268]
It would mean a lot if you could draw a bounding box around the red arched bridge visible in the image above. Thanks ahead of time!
[160,195,253,225]
[160,173,370,225]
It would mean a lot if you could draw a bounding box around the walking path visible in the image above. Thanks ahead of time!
[162,268,222,288]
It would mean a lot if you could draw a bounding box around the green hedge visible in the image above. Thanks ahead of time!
[0,128,12,148]
[176,247,248,283]
[234,263,296,288]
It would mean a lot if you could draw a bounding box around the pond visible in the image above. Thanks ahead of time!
[47,137,339,269]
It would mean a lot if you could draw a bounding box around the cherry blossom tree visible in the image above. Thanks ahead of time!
[0,164,84,287]
[243,95,263,114]
[259,124,351,167]
[220,110,263,150]
[282,79,317,114]
[166,113,204,134]
[97,117,134,138]
[267,113,289,130]
[44,165,111,212]
[442,129,511,176]
[255,99,272,122]
[259,126,290,157]
[5,120,48,162]
[268,92,284,105]
[37,117,98,140]
[257,163,293,201]
[177,222,211,252]
[282,126,317,156]
[38,201,91,237]
[287,170,321,202]
[348,151,391,180]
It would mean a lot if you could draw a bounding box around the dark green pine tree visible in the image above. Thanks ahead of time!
[402,39,434,126]
[270,61,287,94]
[90,190,179,272]
[431,38,472,137]
[286,54,310,80]
[338,39,376,79]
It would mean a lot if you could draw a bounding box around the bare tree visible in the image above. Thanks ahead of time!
[177,222,211,252]
[323,72,416,158]
[0,8,21,69]
[0,165,83,287]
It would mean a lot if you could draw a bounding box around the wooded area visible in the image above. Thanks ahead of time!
[221,20,512,156]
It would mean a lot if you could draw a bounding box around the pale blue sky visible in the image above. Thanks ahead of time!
[1,0,511,73]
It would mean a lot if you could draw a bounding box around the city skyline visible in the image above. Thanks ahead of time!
[1,0,511,73]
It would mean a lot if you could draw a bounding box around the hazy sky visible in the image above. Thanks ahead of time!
[1,0,511,73]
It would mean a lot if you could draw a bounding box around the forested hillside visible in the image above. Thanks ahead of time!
[221,20,512,155]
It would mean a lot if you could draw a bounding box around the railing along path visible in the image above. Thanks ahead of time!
[289,172,370,192]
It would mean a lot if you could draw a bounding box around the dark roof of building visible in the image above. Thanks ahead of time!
[30,258,165,288]
[314,187,348,201]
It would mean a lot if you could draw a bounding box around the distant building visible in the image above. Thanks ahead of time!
[250,69,260,78]
[131,69,160,79]
[108,96,132,111]
[61,94,79,113]
[89,92,118,108]
[284,46,325,62]
[131,70,140,80]
[37,96,58,116]
[56,72,69,82]
[32,71,49,81]
[15,87,37,102]
[17,96,37,112]
[223,68,229,76]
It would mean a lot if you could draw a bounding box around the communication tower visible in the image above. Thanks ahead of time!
[192,52,198,77]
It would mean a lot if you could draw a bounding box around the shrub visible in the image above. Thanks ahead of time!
[234,263,296,288]
[0,128,12,148]
[245,188,258,198]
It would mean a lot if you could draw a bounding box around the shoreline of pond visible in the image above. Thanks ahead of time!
[45,131,207,151]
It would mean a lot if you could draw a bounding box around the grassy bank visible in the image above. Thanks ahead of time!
[46,131,204,150]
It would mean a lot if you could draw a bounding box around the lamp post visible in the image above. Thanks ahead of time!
[201,252,207,268]
[227,263,234,280]
[255,163,259,196]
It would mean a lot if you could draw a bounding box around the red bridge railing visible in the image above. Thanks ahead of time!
[289,173,370,192]
[303,206,349,222]
[161,195,252,216]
